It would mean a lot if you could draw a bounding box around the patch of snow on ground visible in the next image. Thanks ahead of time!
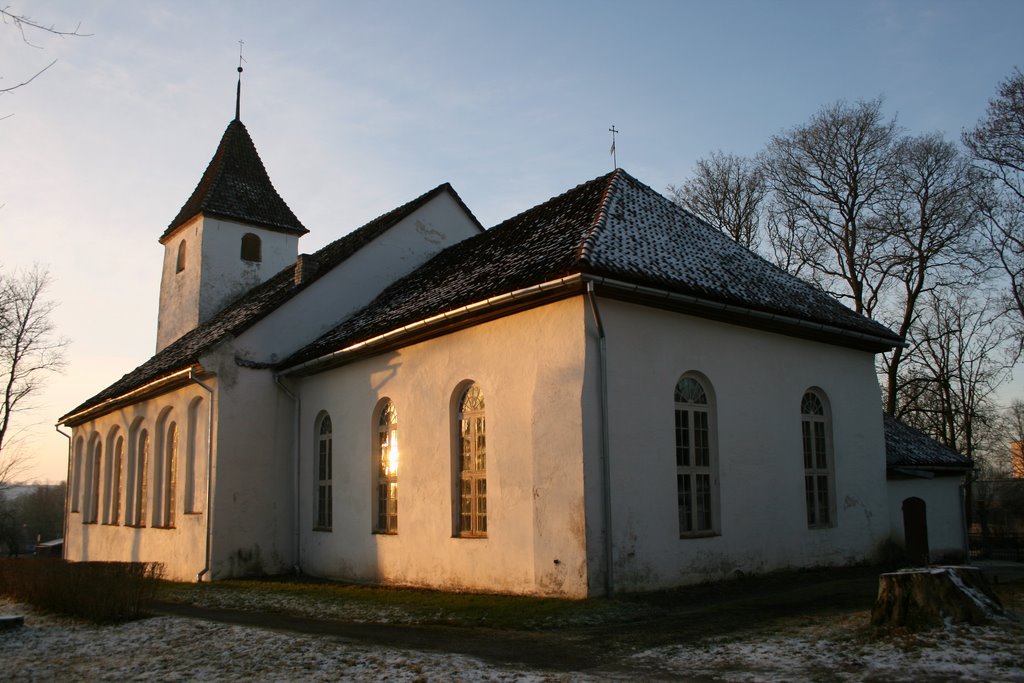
[4,599,1023,681]
[0,599,583,682]
[629,611,1024,682]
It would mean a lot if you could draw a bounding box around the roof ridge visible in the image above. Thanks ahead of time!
[577,168,624,266]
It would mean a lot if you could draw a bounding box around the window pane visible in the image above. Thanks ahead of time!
[477,478,487,532]
[475,417,486,471]
[805,475,816,525]
[677,410,690,467]
[801,421,812,469]
[461,419,472,471]
[675,377,707,404]
[694,411,709,468]
[460,478,472,531]
[678,474,693,533]
[814,421,827,470]
[817,475,830,524]
[695,474,712,531]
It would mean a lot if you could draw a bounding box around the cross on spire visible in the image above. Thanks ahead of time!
[235,39,246,121]
[609,125,619,169]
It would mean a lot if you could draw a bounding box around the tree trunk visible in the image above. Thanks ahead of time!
[871,566,1003,627]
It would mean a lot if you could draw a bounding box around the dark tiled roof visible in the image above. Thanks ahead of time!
[283,169,900,368]
[64,183,474,422]
[884,415,970,470]
[163,119,306,239]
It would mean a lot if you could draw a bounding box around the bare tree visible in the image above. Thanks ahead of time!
[963,69,1024,336]
[878,133,989,415]
[0,7,89,98]
[896,290,1015,464]
[0,267,67,489]
[668,151,767,250]
[763,97,900,317]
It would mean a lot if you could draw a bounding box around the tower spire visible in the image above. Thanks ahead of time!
[235,39,245,121]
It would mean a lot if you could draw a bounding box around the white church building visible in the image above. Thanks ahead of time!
[60,107,969,597]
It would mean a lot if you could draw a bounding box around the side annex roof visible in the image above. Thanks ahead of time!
[61,183,482,425]
[884,415,971,472]
[282,169,901,371]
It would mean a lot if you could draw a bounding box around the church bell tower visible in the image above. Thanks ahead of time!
[155,68,306,351]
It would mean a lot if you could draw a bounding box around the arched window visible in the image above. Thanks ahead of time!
[315,413,333,531]
[161,421,178,528]
[70,436,84,513]
[102,429,123,525]
[184,397,205,514]
[675,374,718,535]
[241,233,262,262]
[152,410,177,529]
[176,240,187,273]
[375,401,399,534]
[456,384,486,537]
[84,434,102,524]
[126,424,149,527]
[801,389,835,528]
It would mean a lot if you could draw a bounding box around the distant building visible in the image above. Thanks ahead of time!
[1012,441,1024,478]
[59,95,969,595]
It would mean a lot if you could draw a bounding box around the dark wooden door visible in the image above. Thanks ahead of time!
[902,497,930,565]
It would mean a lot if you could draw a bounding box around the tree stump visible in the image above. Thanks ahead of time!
[871,566,1004,628]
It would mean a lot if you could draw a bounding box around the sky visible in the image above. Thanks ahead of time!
[1,0,1023,483]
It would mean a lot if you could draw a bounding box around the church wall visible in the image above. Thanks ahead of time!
[295,297,590,597]
[63,382,214,582]
[886,476,966,563]
[597,299,890,592]
[204,350,296,579]
[236,192,482,362]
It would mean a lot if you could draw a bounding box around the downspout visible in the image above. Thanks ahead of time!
[274,375,301,576]
[55,425,72,559]
[585,282,614,596]
[190,373,215,582]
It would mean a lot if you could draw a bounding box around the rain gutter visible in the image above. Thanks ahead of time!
[59,366,203,427]
[278,274,586,376]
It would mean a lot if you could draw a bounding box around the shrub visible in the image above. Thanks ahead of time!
[0,559,164,622]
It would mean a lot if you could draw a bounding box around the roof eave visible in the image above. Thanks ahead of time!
[585,275,903,353]
[279,274,587,377]
[887,464,972,478]
[59,364,208,427]
[160,211,308,244]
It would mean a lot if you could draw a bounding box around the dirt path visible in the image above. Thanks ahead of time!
[152,567,883,673]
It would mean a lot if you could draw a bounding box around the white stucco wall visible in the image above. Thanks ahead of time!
[589,299,891,592]
[236,191,483,362]
[64,381,215,582]
[294,298,591,597]
[887,476,967,562]
[157,216,299,351]
[201,345,296,579]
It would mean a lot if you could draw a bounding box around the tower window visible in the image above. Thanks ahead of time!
[241,233,262,262]
[176,240,187,273]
